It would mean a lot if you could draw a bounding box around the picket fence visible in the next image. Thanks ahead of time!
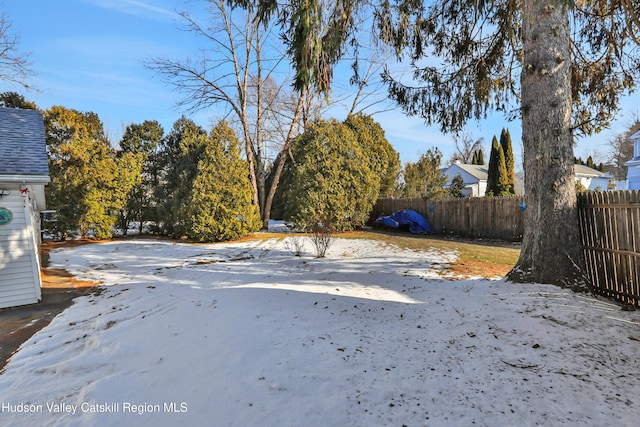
[577,190,640,306]
[372,191,640,306]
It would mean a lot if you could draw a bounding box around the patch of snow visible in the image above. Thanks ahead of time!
[267,220,292,233]
[1,238,639,426]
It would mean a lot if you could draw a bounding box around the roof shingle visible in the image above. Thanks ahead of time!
[0,107,48,177]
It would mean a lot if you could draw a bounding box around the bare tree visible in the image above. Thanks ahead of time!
[341,49,396,117]
[449,131,484,165]
[607,115,640,179]
[0,10,32,89]
[147,0,311,228]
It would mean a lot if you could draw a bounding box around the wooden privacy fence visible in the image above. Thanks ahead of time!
[372,196,525,241]
[577,190,640,306]
[373,192,640,306]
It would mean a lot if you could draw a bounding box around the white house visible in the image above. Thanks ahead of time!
[444,162,611,196]
[624,130,640,190]
[574,164,619,191]
[442,162,488,197]
[0,107,50,309]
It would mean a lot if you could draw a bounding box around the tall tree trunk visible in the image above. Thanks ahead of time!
[242,119,260,209]
[261,89,307,229]
[507,0,588,289]
[255,33,267,220]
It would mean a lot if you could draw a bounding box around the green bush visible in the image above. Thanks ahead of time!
[283,118,386,232]
[400,148,449,199]
[44,106,140,240]
[185,121,261,242]
[157,118,260,242]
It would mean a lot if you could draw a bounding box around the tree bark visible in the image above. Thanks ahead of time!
[261,89,307,230]
[507,0,588,289]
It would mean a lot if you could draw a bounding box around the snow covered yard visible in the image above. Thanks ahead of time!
[1,234,639,427]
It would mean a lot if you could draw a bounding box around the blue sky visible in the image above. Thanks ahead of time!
[4,0,639,167]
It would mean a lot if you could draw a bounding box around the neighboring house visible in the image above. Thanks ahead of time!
[0,107,50,309]
[444,161,615,196]
[442,162,489,197]
[624,130,640,190]
[443,162,525,197]
[574,164,620,191]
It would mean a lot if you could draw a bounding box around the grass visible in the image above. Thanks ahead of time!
[250,229,521,279]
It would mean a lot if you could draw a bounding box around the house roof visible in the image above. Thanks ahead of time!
[447,163,488,181]
[574,164,605,178]
[0,107,49,177]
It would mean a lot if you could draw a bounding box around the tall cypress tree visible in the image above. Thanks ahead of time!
[496,144,510,196]
[499,128,515,194]
[477,149,485,165]
[485,136,500,196]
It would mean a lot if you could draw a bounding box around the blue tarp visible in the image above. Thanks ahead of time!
[374,209,433,234]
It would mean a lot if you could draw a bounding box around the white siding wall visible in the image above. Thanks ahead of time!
[443,165,487,197]
[476,180,488,198]
[0,186,42,309]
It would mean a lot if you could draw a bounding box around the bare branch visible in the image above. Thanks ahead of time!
[146,0,316,227]
[0,11,33,89]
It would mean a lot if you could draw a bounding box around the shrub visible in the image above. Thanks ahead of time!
[184,121,261,242]
[282,118,392,232]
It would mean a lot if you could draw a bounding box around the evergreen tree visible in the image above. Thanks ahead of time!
[449,174,466,198]
[156,117,209,238]
[499,128,515,194]
[471,151,478,165]
[496,144,511,196]
[586,155,596,169]
[485,136,500,196]
[277,116,399,231]
[0,91,36,109]
[401,148,449,199]
[343,113,401,197]
[477,149,485,165]
[283,119,381,232]
[118,120,164,234]
[44,106,137,239]
[156,118,261,241]
[185,121,261,242]
[114,151,145,231]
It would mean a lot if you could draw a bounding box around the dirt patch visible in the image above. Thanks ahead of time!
[448,258,513,278]
[0,241,101,373]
